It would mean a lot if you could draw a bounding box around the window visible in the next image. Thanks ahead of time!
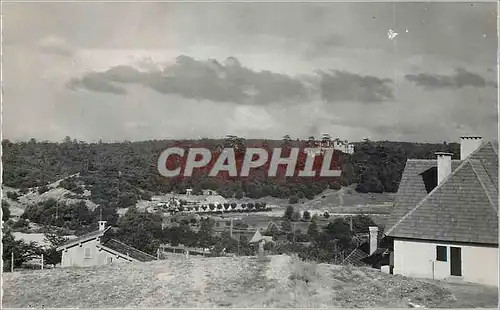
[436,245,447,262]
[84,248,91,259]
[421,167,438,194]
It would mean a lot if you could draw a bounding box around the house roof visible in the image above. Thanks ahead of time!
[385,141,498,245]
[57,226,157,262]
[249,230,264,243]
[56,227,111,251]
[99,239,157,262]
[341,248,369,267]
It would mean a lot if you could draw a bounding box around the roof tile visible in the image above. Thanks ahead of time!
[385,142,498,245]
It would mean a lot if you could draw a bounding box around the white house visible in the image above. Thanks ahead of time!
[57,221,156,267]
[384,136,498,286]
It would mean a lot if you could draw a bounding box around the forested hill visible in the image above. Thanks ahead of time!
[2,137,459,207]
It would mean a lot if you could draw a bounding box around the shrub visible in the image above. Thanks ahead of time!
[6,192,19,201]
[329,182,342,190]
[38,185,50,195]
[284,205,294,220]
[2,203,11,221]
[288,195,299,204]
[291,211,301,222]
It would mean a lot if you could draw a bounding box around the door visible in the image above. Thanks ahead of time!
[450,247,462,276]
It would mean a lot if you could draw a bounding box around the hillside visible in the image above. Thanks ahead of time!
[2,138,459,204]
[2,255,496,308]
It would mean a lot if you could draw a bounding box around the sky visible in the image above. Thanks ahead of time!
[2,2,498,143]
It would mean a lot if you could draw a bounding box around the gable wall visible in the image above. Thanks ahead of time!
[60,238,131,267]
[393,238,498,286]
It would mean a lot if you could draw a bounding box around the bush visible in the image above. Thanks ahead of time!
[2,203,11,221]
[12,218,30,231]
[284,205,294,220]
[323,211,330,219]
[6,192,19,201]
[38,185,49,195]
[302,210,311,221]
[288,195,299,204]
[329,182,342,190]
[291,211,301,222]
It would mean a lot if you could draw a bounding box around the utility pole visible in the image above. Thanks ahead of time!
[290,222,296,252]
[230,218,234,239]
[117,170,120,205]
[11,252,14,272]
[41,254,44,270]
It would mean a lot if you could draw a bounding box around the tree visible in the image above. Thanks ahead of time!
[323,218,352,249]
[291,211,301,222]
[198,218,215,248]
[323,211,330,219]
[284,205,294,220]
[288,195,299,204]
[234,189,244,199]
[307,136,317,148]
[281,220,292,232]
[116,207,163,254]
[351,215,377,234]
[282,135,293,147]
[6,192,19,201]
[43,229,69,265]
[307,222,319,238]
[2,201,11,221]
[2,227,43,271]
[302,210,311,221]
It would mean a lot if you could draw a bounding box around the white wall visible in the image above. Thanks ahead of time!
[61,238,131,267]
[393,239,498,286]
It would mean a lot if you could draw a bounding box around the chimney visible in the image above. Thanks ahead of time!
[369,226,378,255]
[460,136,482,160]
[436,152,453,184]
[98,220,107,231]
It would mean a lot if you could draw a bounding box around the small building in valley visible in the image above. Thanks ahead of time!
[384,136,498,286]
[57,221,156,267]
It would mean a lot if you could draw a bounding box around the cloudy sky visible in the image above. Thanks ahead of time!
[3,2,498,143]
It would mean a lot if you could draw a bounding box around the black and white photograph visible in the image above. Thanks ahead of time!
[1,1,498,308]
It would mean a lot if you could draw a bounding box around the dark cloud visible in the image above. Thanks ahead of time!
[68,56,308,105]
[67,73,127,95]
[68,56,400,105]
[318,70,394,103]
[405,68,493,90]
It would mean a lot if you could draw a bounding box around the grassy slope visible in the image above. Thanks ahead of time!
[3,255,496,308]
